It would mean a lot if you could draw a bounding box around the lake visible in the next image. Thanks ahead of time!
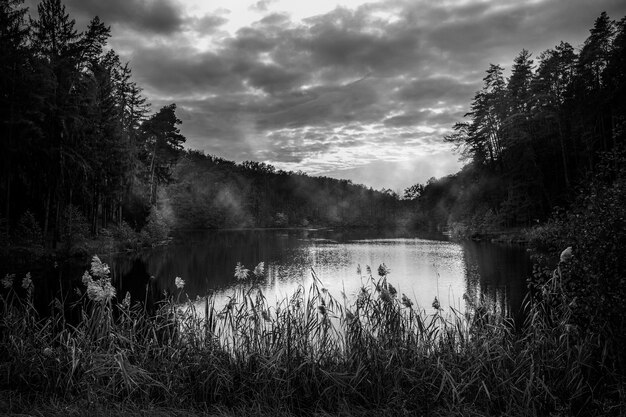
[101,229,531,320]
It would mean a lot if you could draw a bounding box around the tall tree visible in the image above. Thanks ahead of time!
[507,49,534,115]
[0,0,32,230]
[445,64,507,169]
[531,42,577,189]
[140,104,186,204]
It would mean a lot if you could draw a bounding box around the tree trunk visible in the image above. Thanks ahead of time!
[149,137,157,205]
[44,190,51,246]
[557,118,570,188]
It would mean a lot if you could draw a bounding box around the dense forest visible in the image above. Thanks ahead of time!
[0,0,406,254]
[404,12,626,235]
[0,0,178,249]
[167,151,404,229]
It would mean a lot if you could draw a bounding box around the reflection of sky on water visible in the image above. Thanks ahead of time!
[236,238,467,313]
[106,230,529,319]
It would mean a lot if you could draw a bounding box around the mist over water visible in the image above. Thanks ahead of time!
[104,229,531,318]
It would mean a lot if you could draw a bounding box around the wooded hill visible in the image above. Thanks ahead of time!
[404,12,626,234]
[165,151,404,229]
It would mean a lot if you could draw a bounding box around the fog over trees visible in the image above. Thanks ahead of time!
[404,12,625,234]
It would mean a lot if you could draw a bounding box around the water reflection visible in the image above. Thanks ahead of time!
[462,241,531,321]
[102,229,531,318]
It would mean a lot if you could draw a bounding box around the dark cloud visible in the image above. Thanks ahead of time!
[397,77,478,106]
[130,47,244,95]
[257,77,382,129]
[64,0,184,34]
[247,64,305,94]
[257,12,291,26]
[42,0,626,190]
[296,7,422,76]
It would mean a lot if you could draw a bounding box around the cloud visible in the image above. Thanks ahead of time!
[64,0,184,34]
[189,14,229,33]
[294,7,423,77]
[257,77,383,129]
[42,0,626,190]
[250,0,278,13]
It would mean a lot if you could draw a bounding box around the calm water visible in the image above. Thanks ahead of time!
[99,229,531,319]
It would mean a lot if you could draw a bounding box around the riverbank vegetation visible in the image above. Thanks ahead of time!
[404,12,626,236]
[2,252,624,416]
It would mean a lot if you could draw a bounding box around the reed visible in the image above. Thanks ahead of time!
[0,256,623,416]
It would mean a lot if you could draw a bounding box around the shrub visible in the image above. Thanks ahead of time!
[60,205,90,250]
[142,206,170,244]
[109,221,137,248]
[528,145,626,373]
[14,211,43,247]
[273,212,288,227]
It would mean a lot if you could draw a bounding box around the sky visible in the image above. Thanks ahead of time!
[26,0,626,192]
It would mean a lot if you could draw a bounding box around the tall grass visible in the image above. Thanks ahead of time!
[1,256,624,416]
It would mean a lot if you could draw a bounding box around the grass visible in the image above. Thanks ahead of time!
[0,257,624,416]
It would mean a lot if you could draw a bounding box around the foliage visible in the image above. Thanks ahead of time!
[142,206,171,245]
[0,0,182,248]
[60,204,90,250]
[527,145,626,372]
[1,258,624,416]
[407,12,626,233]
[14,210,43,247]
[109,221,137,248]
[273,212,288,227]
[167,151,407,229]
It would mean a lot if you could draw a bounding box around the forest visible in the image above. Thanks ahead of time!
[0,0,407,256]
[404,12,626,236]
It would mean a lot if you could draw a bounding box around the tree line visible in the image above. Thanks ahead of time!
[166,151,406,229]
[0,0,185,249]
[1,0,409,252]
[404,12,626,234]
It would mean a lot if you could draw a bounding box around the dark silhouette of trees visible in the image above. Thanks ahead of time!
[166,151,406,229]
[0,0,184,249]
[413,12,626,233]
[139,103,185,205]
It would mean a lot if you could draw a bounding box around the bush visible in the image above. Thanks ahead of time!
[60,205,90,251]
[528,145,626,372]
[142,206,170,245]
[109,221,137,248]
[273,212,288,227]
[14,211,43,247]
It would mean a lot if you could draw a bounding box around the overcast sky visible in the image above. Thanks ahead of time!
[27,0,626,192]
